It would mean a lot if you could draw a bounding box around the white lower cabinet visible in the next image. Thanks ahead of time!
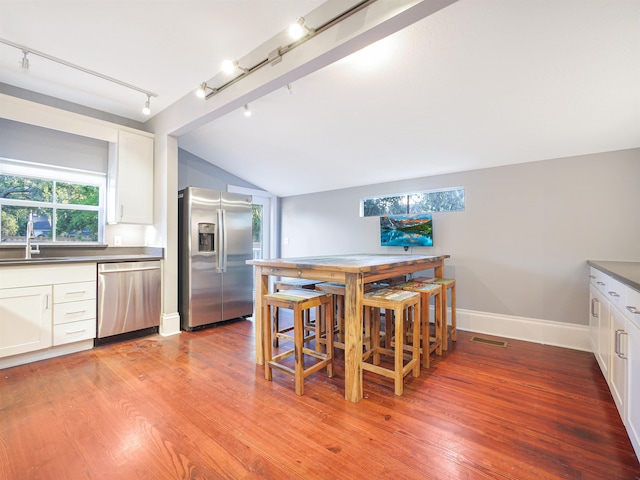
[52,281,96,346]
[0,263,96,365]
[609,304,627,416]
[627,315,640,458]
[589,264,640,460]
[0,285,52,357]
[589,284,610,378]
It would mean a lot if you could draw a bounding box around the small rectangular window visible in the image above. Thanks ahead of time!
[361,187,464,217]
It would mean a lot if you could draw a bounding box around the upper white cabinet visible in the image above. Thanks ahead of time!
[108,130,154,224]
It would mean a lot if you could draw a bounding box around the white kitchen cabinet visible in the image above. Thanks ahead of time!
[590,286,611,378]
[0,263,96,366]
[0,285,52,358]
[588,262,640,460]
[589,269,610,379]
[624,286,640,459]
[52,281,96,346]
[627,314,640,458]
[108,130,154,224]
[609,303,627,416]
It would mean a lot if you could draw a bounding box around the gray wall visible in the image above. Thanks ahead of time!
[0,118,108,173]
[178,148,259,192]
[1,83,147,131]
[280,148,640,326]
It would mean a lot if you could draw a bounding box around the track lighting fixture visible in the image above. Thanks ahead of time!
[196,82,218,99]
[142,95,151,115]
[289,17,313,40]
[20,49,29,71]
[221,59,249,75]
[243,104,252,117]
[1,37,158,116]
[196,82,207,98]
[197,0,375,101]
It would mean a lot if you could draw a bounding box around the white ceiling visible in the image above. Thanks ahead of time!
[1,1,639,197]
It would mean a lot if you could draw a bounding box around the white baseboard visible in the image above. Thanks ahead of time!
[455,308,591,352]
[160,312,181,337]
[0,339,94,370]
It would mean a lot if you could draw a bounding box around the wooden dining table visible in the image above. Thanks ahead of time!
[247,254,449,403]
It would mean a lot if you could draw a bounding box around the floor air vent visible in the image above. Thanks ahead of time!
[470,336,508,348]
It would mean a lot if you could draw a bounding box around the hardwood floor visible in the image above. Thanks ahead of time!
[1,319,639,480]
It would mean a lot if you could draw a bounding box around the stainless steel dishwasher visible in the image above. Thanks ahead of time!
[96,261,161,345]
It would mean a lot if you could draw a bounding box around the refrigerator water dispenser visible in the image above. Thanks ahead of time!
[198,223,216,252]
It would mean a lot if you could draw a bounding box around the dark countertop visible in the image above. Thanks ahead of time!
[0,246,163,267]
[588,260,640,292]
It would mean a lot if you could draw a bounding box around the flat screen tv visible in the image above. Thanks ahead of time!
[380,214,433,247]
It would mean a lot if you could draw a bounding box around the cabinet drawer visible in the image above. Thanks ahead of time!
[626,287,640,328]
[53,319,96,346]
[54,281,96,303]
[591,268,609,294]
[607,278,627,313]
[53,299,96,325]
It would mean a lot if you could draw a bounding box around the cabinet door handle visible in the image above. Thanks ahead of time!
[597,281,606,286]
[65,310,86,316]
[65,291,87,297]
[591,298,599,318]
[615,329,628,360]
[65,329,87,335]
[45,294,50,310]
[626,306,640,315]
[608,291,620,298]
[589,275,596,279]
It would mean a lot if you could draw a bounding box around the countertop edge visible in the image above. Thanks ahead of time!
[588,260,640,293]
[0,254,163,266]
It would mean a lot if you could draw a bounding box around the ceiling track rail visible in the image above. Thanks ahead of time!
[0,37,158,98]
[205,0,378,99]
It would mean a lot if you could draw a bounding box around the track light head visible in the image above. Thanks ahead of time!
[243,104,251,117]
[196,82,208,98]
[221,59,236,74]
[289,17,313,40]
[221,59,249,75]
[142,95,151,115]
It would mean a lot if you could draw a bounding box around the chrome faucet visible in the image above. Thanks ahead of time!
[25,212,40,259]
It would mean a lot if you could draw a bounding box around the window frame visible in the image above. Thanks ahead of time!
[360,186,465,217]
[0,157,106,244]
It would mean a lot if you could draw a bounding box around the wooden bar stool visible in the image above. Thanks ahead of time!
[315,282,347,349]
[413,276,457,351]
[392,281,443,368]
[272,278,321,348]
[362,288,421,396]
[263,289,334,396]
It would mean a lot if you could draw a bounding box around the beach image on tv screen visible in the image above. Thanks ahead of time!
[380,214,433,247]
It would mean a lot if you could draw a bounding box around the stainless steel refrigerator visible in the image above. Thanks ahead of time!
[178,187,253,331]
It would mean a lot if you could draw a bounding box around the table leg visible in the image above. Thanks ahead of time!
[344,272,364,402]
[433,260,444,279]
[254,266,268,365]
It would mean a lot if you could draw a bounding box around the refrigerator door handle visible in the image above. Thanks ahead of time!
[216,208,224,273]
[221,209,228,272]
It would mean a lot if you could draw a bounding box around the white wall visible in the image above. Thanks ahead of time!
[280,149,640,328]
